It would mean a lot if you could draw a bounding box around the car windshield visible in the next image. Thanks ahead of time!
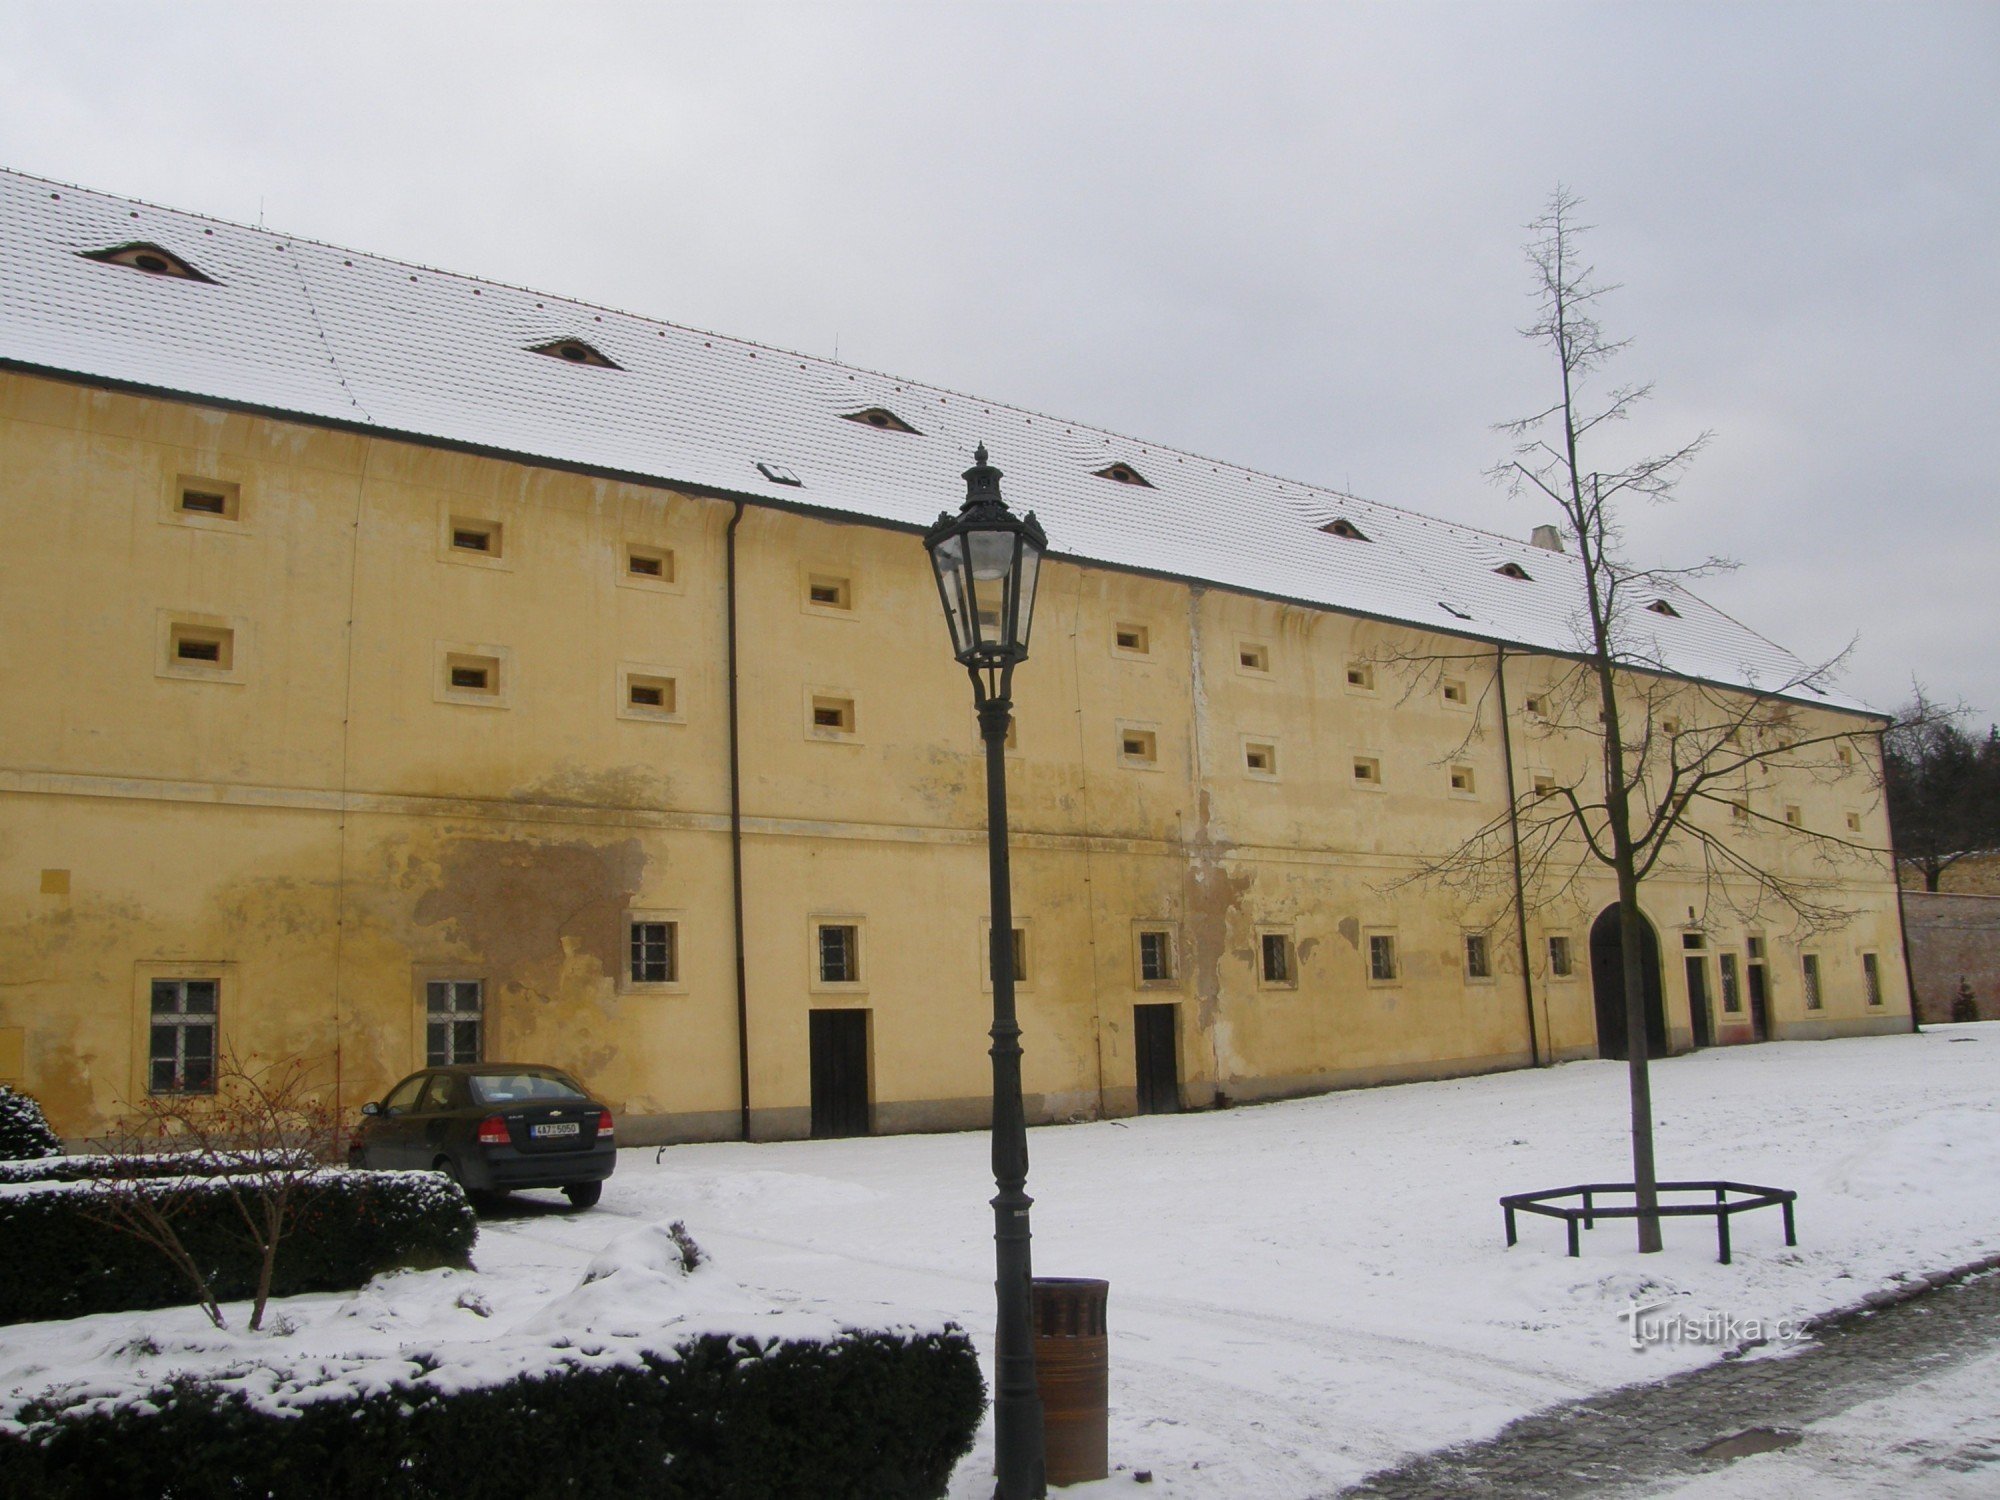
[468,1071,589,1105]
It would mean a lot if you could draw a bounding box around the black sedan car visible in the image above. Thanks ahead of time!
[350,1064,616,1208]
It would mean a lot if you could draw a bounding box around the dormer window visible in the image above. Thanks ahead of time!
[841,408,921,435]
[1320,518,1370,542]
[81,242,216,284]
[1647,598,1683,618]
[1494,562,1533,581]
[1094,462,1153,488]
[528,338,621,369]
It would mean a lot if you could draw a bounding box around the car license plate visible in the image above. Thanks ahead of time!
[531,1122,580,1138]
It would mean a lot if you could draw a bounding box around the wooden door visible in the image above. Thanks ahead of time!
[809,1009,871,1138]
[1133,1004,1181,1115]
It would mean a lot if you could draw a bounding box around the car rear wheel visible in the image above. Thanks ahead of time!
[563,1180,603,1210]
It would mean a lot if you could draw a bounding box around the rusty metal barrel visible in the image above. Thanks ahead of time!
[1032,1277,1109,1486]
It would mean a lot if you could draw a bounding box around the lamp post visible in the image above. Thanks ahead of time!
[926,444,1049,1500]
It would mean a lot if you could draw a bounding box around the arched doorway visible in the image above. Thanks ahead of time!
[1590,903,1667,1061]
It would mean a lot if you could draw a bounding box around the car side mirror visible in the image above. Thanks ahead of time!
[361,1101,382,1117]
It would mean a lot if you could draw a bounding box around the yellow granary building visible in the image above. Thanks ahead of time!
[0,169,1909,1144]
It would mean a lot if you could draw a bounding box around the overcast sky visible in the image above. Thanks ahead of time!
[6,2,1995,718]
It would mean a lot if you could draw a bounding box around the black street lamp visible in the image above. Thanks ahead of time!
[926,444,1049,1500]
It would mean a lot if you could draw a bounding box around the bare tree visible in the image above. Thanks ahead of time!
[86,1051,346,1329]
[1396,190,1886,1252]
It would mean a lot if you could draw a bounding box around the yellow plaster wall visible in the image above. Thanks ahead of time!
[0,371,1912,1143]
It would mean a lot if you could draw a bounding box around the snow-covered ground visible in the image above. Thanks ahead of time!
[6,1026,2000,1497]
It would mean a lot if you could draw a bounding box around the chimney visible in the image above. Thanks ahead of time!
[1529,524,1565,553]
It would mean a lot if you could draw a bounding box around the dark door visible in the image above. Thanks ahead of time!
[1134,1004,1181,1115]
[1589,905,1667,1061]
[1685,957,1714,1049]
[809,1009,870,1139]
[1748,963,1770,1041]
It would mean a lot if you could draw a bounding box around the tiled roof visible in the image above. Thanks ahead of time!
[0,167,1861,713]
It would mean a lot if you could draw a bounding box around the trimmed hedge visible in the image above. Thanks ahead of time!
[0,1169,475,1324]
[0,1087,60,1162]
[0,1148,315,1185]
[0,1327,985,1500]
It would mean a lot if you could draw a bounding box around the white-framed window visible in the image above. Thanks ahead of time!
[1118,723,1161,769]
[425,980,483,1066]
[149,978,219,1094]
[436,642,512,708]
[1243,738,1279,779]
[630,919,678,985]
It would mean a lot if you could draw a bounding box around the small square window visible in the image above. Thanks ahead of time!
[1532,773,1558,797]
[1114,623,1151,656]
[1260,932,1293,985]
[1346,662,1375,691]
[1353,756,1382,785]
[1238,643,1270,674]
[1244,741,1278,778]
[171,623,234,670]
[1368,934,1399,983]
[810,695,857,737]
[1862,952,1882,1006]
[437,646,509,706]
[625,543,676,583]
[177,478,241,521]
[1449,765,1476,795]
[806,574,852,611]
[1746,936,1765,960]
[1784,805,1803,827]
[1442,679,1468,706]
[620,667,683,723]
[1524,694,1547,717]
[1846,812,1863,833]
[629,920,679,985]
[1801,953,1823,1010]
[1464,933,1491,980]
[1548,935,1574,978]
[1730,800,1750,824]
[1120,728,1159,767]
[818,924,860,984]
[449,517,502,558]
[1682,931,1706,950]
[1837,743,1855,766]
[1138,928,1175,983]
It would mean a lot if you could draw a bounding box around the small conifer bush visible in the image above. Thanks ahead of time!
[0,1086,61,1162]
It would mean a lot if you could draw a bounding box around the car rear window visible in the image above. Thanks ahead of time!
[468,1071,589,1105]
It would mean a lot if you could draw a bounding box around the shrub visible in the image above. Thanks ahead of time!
[0,1169,474,1325]
[0,1086,60,1162]
[0,1148,313,1185]
[0,1327,985,1500]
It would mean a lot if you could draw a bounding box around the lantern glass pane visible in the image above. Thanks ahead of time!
[932,534,973,657]
[968,529,1014,649]
[1014,540,1041,654]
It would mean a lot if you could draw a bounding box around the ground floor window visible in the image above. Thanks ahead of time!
[1862,952,1883,1006]
[149,978,218,1094]
[1548,935,1574,978]
[629,920,678,984]
[426,980,483,1065]
[1801,953,1823,1010]
[1720,953,1743,1012]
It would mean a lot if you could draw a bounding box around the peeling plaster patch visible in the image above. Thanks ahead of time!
[413,837,645,993]
[1297,936,1322,966]
[1338,917,1361,949]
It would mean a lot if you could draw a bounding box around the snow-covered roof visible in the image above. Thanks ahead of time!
[0,167,1864,714]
